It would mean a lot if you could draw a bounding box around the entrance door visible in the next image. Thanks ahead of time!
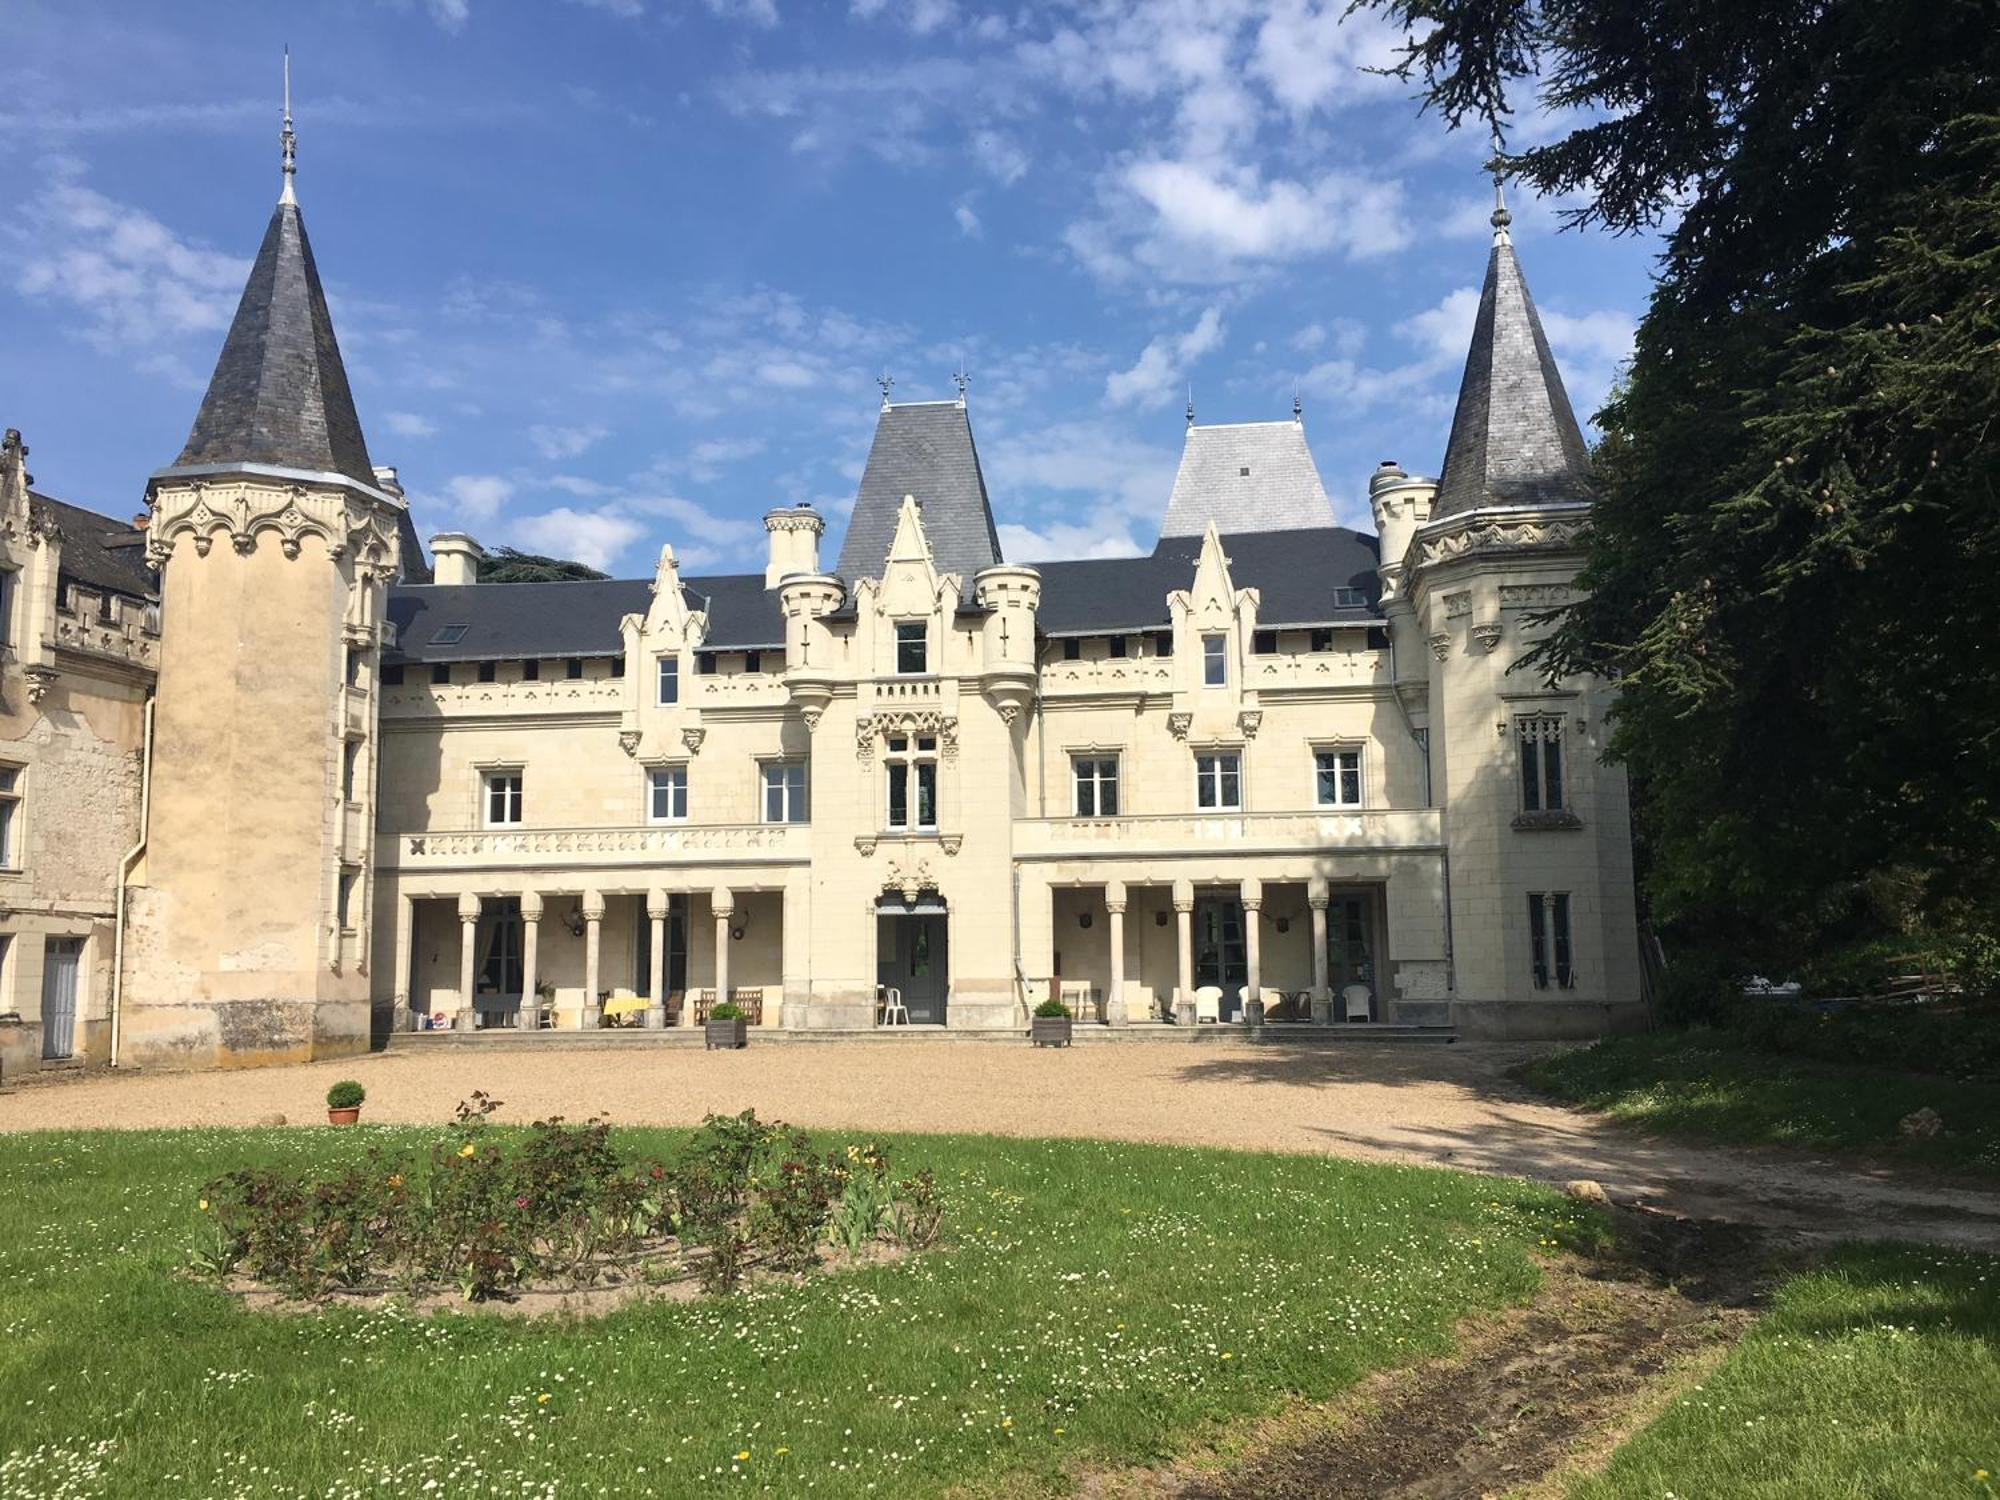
[1193,896,1248,1019]
[880,911,949,1024]
[1326,892,1378,1017]
[41,937,81,1060]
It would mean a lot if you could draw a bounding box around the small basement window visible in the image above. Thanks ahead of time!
[430,623,469,646]
[1238,466,1251,477]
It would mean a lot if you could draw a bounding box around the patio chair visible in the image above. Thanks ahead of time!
[877,986,909,1026]
[733,988,765,1026]
[520,992,554,1030]
[1193,985,1223,1024]
[1059,980,1098,1022]
[1342,983,1374,1022]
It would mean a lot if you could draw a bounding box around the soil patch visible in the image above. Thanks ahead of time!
[1081,1208,1791,1500]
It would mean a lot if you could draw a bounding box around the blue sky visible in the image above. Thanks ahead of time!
[2,0,1661,577]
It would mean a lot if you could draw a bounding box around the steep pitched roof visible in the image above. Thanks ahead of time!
[30,491,156,600]
[1036,528,1380,635]
[1160,420,1337,538]
[1431,217,1594,519]
[386,573,783,663]
[169,201,377,487]
[834,401,1002,583]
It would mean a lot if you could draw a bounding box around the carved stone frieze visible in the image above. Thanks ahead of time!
[1236,709,1263,738]
[1167,712,1192,740]
[1414,514,1588,571]
[617,730,641,757]
[680,726,707,755]
[883,855,936,904]
[1426,632,1451,662]
[148,476,402,576]
[1442,590,1472,619]
[1498,583,1574,611]
[1470,621,1503,652]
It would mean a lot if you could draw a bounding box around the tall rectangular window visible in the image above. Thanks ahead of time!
[341,740,362,803]
[338,867,360,931]
[1518,714,1566,812]
[0,569,12,645]
[657,656,679,705]
[896,620,928,675]
[1195,752,1241,811]
[1072,756,1119,817]
[483,770,523,827]
[1315,747,1363,807]
[649,766,689,823]
[763,761,808,823]
[0,765,20,868]
[1202,634,1227,686]
[885,735,938,830]
[1528,892,1576,989]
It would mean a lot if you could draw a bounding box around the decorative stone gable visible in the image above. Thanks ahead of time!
[618,544,709,758]
[1166,523,1261,740]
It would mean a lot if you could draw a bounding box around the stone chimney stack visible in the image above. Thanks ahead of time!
[430,532,486,586]
[764,503,825,589]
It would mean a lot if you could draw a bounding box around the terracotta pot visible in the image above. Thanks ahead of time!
[1030,1015,1073,1048]
[327,1106,362,1125]
[705,1017,748,1051]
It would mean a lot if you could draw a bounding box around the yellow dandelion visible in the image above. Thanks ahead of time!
[775,1447,790,1456]
[197,1198,210,1212]
[1221,1351,1234,1360]
[387,1174,405,1188]
[458,1143,476,1159]
[537,1393,552,1405]
[735,1450,751,1462]
[1978,1470,1991,1484]
[1055,1427,1066,1436]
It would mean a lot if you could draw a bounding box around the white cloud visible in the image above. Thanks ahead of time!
[509,506,646,572]
[954,200,982,238]
[528,422,610,460]
[425,0,470,31]
[439,474,514,522]
[1104,306,1226,408]
[1124,159,1411,266]
[1540,308,1636,369]
[384,411,439,439]
[1249,1,1405,116]
[971,130,1029,186]
[705,0,779,28]
[851,0,954,32]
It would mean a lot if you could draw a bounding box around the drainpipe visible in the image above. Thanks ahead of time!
[1387,631,1453,993]
[110,696,156,1069]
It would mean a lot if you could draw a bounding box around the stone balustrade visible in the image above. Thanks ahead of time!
[1013,807,1442,860]
[380,821,810,872]
[381,676,625,718]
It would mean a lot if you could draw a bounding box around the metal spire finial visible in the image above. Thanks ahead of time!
[1488,128,1512,243]
[1292,379,1303,423]
[951,362,970,406]
[279,47,297,206]
[877,370,895,410]
[1185,383,1195,428]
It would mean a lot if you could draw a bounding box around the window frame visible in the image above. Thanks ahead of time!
[0,763,22,870]
[647,764,690,825]
[1072,754,1120,818]
[482,769,524,828]
[895,620,929,676]
[1517,713,1567,813]
[656,654,680,706]
[1528,891,1576,990]
[1194,750,1242,811]
[884,734,939,832]
[1201,633,1228,687]
[761,760,809,824]
[1313,745,1364,808]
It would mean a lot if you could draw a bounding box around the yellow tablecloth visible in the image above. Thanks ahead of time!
[602,995,650,1017]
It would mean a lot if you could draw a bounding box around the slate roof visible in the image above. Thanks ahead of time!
[30,491,156,600]
[833,402,1002,582]
[168,201,378,488]
[1431,225,1595,519]
[386,572,783,663]
[1160,421,1337,538]
[1037,528,1381,635]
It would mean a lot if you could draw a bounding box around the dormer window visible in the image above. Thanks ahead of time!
[430,624,469,646]
[1331,586,1366,608]
[896,621,928,675]
[1202,634,1227,687]
[657,656,679,706]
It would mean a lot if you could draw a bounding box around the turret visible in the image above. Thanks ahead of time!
[764,503,825,588]
[778,571,845,730]
[972,563,1040,725]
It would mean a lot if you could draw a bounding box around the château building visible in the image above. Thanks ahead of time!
[0,119,1642,1074]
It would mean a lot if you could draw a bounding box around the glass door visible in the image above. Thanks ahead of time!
[1193,896,1249,1019]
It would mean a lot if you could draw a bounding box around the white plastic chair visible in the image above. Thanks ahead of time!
[1059,981,1098,1021]
[879,986,909,1027]
[1193,985,1223,1024]
[1342,983,1373,1022]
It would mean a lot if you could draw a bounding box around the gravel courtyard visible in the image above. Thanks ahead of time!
[5,1037,1997,1248]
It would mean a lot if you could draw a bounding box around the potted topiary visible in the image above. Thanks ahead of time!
[325,1080,366,1125]
[705,999,748,1050]
[1031,997,1073,1048]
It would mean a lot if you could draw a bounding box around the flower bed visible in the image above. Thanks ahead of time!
[190,1096,943,1306]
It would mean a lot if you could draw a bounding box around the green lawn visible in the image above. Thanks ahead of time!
[1517,1031,2000,1178]
[1569,1243,2000,1499]
[0,1125,1593,1500]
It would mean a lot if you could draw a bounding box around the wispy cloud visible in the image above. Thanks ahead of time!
[1105,306,1226,408]
[528,422,610,461]
[385,411,440,438]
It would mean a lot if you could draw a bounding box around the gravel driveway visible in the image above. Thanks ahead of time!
[5,1038,1996,1249]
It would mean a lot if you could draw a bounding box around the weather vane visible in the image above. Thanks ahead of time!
[877,370,895,409]
[280,47,297,205]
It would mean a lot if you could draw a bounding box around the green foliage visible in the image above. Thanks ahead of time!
[324,1080,365,1110]
[708,1000,745,1021]
[475,545,608,583]
[830,1140,894,1255]
[1032,997,1072,1019]
[1363,0,2000,981]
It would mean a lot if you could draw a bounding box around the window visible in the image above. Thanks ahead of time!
[763,761,809,823]
[649,766,688,823]
[431,663,451,686]
[896,620,928,675]
[1252,629,1278,655]
[477,660,497,683]
[337,867,360,931]
[1308,628,1334,652]
[1238,465,1251,476]
[0,569,11,645]
[430,624,469,646]
[483,770,523,827]
[1528,892,1576,989]
[657,656,680,706]
[1331,586,1367,608]
[1062,638,1081,661]
[697,652,717,675]
[566,657,584,680]
[521,659,539,681]
[341,740,361,802]
[885,735,938,831]
[0,765,19,868]
[744,651,763,673]
[1202,634,1227,687]
[381,663,405,686]
[1073,756,1119,817]
[610,656,625,679]
[1518,714,1566,812]
[1195,752,1241,810]
[1315,747,1363,807]
[1154,631,1173,657]
[1108,636,1128,659]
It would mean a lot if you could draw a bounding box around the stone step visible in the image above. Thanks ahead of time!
[384,1022,1456,1050]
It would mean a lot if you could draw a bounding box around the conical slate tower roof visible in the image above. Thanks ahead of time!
[835,399,1003,581]
[170,200,376,488]
[1431,203,1593,519]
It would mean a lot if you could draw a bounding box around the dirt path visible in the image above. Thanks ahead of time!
[4,1039,1996,1248]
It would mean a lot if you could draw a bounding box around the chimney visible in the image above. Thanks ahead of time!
[430,531,486,587]
[763,503,825,589]
[372,464,404,498]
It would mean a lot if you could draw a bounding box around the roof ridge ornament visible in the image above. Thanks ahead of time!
[1489,129,1511,245]
[1185,383,1195,428]
[279,47,297,207]
[878,370,895,411]
[952,363,969,407]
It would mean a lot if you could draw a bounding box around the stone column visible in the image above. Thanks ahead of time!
[1172,878,1195,1024]
[581,889,604,1030]
[1104,880,1128,1027]
[646,887,669,1028]
[712,886,735,1011]
[779,872,810,1029]
[520,891,543,1027]
[392,893,415,1029]
[1308,878,1331,1024]
[1241,877,1264,1021]
[455,892,481,1030]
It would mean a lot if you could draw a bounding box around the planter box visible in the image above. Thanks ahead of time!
[705,1018,748,1051]
[326,1107,361,1126]
[1030,1015,1074,1048]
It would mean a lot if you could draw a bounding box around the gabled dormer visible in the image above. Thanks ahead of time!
[618,543,710,756]
[1166,522,1263,741]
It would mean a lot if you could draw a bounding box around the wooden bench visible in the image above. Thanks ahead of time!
[693,988,764,1025]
